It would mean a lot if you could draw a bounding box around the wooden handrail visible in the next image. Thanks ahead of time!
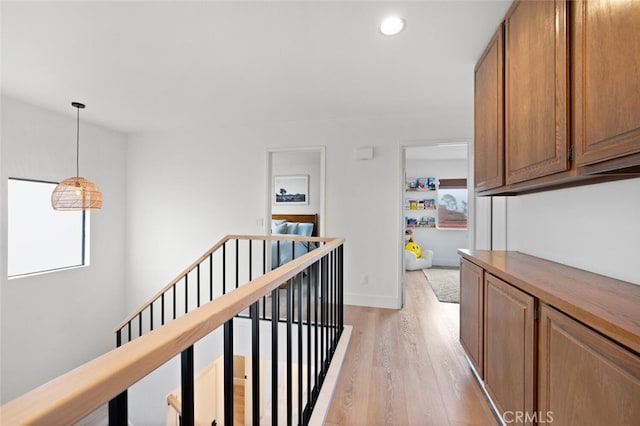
[0,236,344,425]
[166,393,181,416]
[114,234,333,332]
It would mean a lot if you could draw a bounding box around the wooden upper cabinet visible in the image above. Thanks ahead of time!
[484,273,536,424]
[474,25,504,192]
[504,0,569,185]
[573,0,640,167]
[539,304,640,425]
[459,258,484,377]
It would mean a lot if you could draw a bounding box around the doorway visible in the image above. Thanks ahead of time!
[265,147,326,236]
[398,140,472,306]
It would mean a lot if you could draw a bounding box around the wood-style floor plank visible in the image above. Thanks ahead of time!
[325,271,497,426]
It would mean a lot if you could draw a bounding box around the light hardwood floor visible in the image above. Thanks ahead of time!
[325,270,497,426]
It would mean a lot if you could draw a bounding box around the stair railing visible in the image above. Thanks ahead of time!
[0,234,345,426]
[114,234,322,345]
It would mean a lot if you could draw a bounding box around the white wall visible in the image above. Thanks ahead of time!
[271,150,321,218]
[125,107,473,313]
[0,97,127,403]
[405,158,469,267]
[505,178,640,285]
[475,177,640,286]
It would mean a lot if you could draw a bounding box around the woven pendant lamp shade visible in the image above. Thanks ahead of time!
[51,177,103,211]
[51,101,103,211]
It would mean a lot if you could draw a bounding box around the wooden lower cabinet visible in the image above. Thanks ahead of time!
[539,304,640,425]
[484,273,536,424]
[459,258,484,377]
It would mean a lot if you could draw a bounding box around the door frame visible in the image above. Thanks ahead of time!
[265,146,327,236]
[397,139,473,306]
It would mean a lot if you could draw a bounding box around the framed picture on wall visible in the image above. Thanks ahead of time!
[274,175,309,205]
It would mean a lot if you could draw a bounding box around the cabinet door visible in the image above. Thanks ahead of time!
[504,0,569,184]
[573,0,640,167]
[484,273,536,424]
[474,25,504,192]
[539,304,640,425]
[459,258,484,377]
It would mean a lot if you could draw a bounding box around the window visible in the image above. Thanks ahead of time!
[437,179,468,229]
[8,178,89,278]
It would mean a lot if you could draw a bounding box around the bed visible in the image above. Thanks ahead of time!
[271,214,319,269]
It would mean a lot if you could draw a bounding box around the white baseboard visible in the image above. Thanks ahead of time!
[343,293,401,309]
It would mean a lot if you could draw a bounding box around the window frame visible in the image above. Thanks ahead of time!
[7,177,90,279]
[437,178,468,230]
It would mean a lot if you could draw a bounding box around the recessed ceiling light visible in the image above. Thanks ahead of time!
[380,16,405,36]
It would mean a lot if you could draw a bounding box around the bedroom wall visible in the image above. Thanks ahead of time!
[405,157,469,267]
[271,150,321,219]
[0,96,127,403]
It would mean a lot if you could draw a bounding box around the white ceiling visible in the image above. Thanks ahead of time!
[1,0,511,134]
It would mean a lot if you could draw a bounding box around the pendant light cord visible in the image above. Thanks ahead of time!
[76,105,80,178]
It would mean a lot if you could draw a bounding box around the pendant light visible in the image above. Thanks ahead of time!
[51,102,103,211]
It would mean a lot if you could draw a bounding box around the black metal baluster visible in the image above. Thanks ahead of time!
[138,312,142,338]
[314,261,319,399]
[331,250,335,348]
[109,330,128,425]
[271,287,279,425]
[339,245,344,332]
[262,240,267,320]
[277,240,281,269]
[235,239,240,289]
[161,293,165,326]
[209,253,213,301]
[127,321,131,343]
[173,284,177,320]
[324,254,330,370]
[185,274,189,314]
[249,239,253,282]
[337,248,341,337]
[222,241,227,295]
[286,277,293,426]
[324,255,331,364]
[224,319,234,426]
[306,264,312,420]
[108,391,128,425]
[181,346,194,426]
[297,272,303,423]
[320,256,326,378]
[197,264,201,308]
[250,301,259,426]
[150,301,154,331]
[291,242,296,321]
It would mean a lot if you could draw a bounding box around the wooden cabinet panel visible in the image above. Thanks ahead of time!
[484,273,535,424]
[474,25,504,192]
[573,0,640,167]
[504,0,569,184]
[539,304,640,425]
[459,258,484,377]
